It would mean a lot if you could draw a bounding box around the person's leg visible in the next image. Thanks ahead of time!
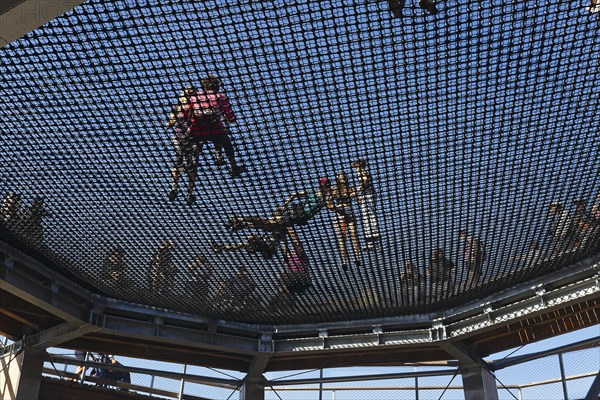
[419,0,438,14]
[213,133,245,176]
[185,139,204,205]
[286,227,306,258]
[387,0,405,17]
[363,193,381,241]
[334,215,349,270]
[211,239,246,253]
[169,137,185,201]
[228,215,283,232]
[214,144,225,166]
[348,221,361,266]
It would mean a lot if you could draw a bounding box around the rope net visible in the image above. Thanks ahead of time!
[1,0,599,324]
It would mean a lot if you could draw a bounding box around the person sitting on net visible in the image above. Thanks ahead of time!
[548,201,574,254]
[0,193,22,230]
[397,261,425,304]
[17,197,50,246]
[387,0,438,18]
[427,248,455,301]
[148,240,176,295]
[185,75,246,180]
[458,230,486,288]
[277,233,311,294]
[102,247,127,283]
[185,254,214,301]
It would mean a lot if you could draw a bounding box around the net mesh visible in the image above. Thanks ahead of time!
[1,0,599,324]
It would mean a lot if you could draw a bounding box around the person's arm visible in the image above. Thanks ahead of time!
[218,93,236,123]
[283,191,306,207]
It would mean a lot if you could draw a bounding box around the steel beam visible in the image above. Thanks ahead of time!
[0,0,87,47]
[585,370,600,400]
[240,377,266,400]
[0,322,99,357]
[439,341,498,400]
[492,335,600,370]
[46,354,240,389]
[270,369,457,386]
[0,347,45,400]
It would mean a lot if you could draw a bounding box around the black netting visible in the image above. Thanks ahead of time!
[1,0,599,324]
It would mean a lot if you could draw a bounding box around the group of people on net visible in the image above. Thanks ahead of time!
[0,194,49,246]
[213,159,381,273]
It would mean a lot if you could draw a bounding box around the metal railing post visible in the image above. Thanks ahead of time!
[178,363,187,400]
[319,368,323,400]
[558,353,569,400]
[415,366,420,400]
[79,352,88,385]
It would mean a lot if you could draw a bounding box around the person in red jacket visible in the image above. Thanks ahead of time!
[185,75,246,184]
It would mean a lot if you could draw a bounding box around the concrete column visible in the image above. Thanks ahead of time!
[461,363,499,400]
[239,377,266,400]
[0,348,45,400]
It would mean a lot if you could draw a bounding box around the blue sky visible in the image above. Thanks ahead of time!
[1,0,599,324]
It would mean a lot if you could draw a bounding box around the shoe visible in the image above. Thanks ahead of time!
[226,216,243,232]
[419,0,438,14]
[363,243,377,252]
[168,189,178,201]
[388,0,403,17]
[215,153,226,166]
[186,194,196,206]
[230,165,247,177]
[209,240,224,253]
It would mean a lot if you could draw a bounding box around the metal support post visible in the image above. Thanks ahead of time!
[239,376,266,400]
[79,352,88,384]
[0,347,45,400]
[584,371,600,400]
[414,366,420,400]
[178,363,187,400]
[319,368,324,400]
[440,341,499,400]
[558,353,569,400]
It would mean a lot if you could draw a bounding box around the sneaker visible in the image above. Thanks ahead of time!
[168,189,178,201]
[388,0,403,17]
[215,152,226,166]
[363,243,377,252]
[186,194,196,206]
[226,216,244,232]
[230,165,247,178]
[209,240,224,253]
[419,0,438,14]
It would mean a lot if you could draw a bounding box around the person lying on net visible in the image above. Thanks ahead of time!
[226,177,331,233]
[211,230,286,259]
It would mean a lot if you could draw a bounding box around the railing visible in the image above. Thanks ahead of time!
[40,335,599,400]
